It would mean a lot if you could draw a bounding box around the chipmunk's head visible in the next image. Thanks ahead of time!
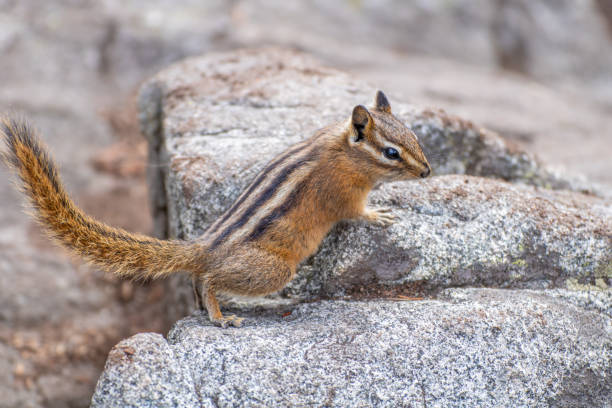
[346,91,431,181]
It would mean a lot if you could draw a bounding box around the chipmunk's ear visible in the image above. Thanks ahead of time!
[374,90,391,113]
[351,105,373,142]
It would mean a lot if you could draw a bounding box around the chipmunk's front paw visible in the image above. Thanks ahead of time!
[211,314,245,328]
[363,207,397,227]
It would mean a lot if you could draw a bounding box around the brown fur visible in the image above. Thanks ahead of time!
[1,91,430,328]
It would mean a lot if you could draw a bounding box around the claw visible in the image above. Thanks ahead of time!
[212,314,245,328]
[363,207,397,227]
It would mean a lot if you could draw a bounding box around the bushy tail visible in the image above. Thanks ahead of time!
[1,116,203,280]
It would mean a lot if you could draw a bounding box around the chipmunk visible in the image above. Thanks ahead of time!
[1,91,430,328]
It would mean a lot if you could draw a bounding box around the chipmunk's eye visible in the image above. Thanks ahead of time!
[383,147,400,160]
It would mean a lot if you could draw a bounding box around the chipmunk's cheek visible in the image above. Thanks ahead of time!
[399,171,417,181]
[400,167,419,180]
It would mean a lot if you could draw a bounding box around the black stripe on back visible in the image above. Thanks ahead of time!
[244,174,310,242]
[206,141,308,235]
[209,146,321,250]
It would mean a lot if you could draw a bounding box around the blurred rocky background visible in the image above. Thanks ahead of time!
[0,0,611,406]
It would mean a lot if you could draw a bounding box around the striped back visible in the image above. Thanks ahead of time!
[204,131,325,251]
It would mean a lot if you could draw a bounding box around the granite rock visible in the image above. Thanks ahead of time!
[91,288,611,408]
[137,48,610,309]
[284,175,611,300]
[95,47,612,408]
[91,333,199,408]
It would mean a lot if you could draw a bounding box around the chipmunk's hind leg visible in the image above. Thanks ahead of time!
[192,274,205,311]
[203,284,244,328]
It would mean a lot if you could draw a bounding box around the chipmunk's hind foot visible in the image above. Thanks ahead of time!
[211,314,245,328]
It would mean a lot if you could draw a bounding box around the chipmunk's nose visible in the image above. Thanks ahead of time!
[420,164,431,178]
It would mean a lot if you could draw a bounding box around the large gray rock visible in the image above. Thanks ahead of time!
[138,48,610,312]
[91,48,612,407]
[284,175,611,300]
[91,288,611,407]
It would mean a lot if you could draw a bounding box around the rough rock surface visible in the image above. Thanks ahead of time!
[138,48,610,310]
[91,333,200,408]
[284,175,611,300]
[92,48,612,407]
[91,288,611,408]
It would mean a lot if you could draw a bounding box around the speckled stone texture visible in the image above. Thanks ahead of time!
[91,48,611,407]
[90,333,199,408]
[137,48,610,311]
[284,175,611,299]
[91,289,611,407]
